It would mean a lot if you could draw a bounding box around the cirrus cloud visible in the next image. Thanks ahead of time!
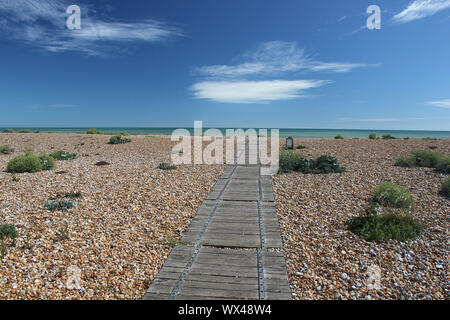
[191,80,331,104]
[426,99,450,108]
[0,0,183,56]
[393,0,450,23]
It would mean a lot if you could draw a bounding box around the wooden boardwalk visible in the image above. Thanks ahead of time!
[143,142,291,300]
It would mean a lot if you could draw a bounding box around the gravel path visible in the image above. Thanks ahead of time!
[0,133,225,299]
[273,138,449,300]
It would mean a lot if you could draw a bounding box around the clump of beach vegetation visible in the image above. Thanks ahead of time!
[86,128,104,135]
[395,150,449,173]
[50,150,77,160]
[278,151,345,174]
[346,204,423,242]
[440,177,450,197]
[157,162,177,170]
[109,135,131,145]
[0,145,14,154]
[372,182,414,208]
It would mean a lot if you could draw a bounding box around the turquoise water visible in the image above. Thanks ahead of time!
[2,127,450,139]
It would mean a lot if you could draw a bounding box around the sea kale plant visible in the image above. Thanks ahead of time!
[45,200,77,212]
[109,135,132,144]
[50,150,77,160]
[278,150,345,174]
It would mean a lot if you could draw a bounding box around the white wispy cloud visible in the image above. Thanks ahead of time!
[0,0,183,55]
[426,99,450,108]
[191,80,330,104]
[191,41,377,104]
[194,41,377,78]
[393,0,450,23]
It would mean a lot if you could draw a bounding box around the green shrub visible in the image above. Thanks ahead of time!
[6,153,43,173]
[410,150,443,168]
[368,132,377,139]
[278,151,311,173]
[440,177,450,197]
[157,162,177,170]
[86,128,103,134]
[45,200,77,211]
[0,224,18,242]
[346,205,423,242]
[296,145,307,149]
[313,155,346,174]
[335,134,344,139]
[50,150,77,160]
[38,154,56,170]
[395,150,446,169]
[18,129,32,133]
[119,131,130,136]
[395,156,417,168]
[435,156,450,174]
[382,134,396,140]
[1,128,14,133]
[278,151,345,174]
[109,135,131,144]
[0,145,14,154]
[373,182,414,208]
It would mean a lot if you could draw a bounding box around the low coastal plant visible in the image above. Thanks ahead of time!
[157,162,177,170]
[119,131,130,136]
[11,175,20,182]
[0,145,14,154]
[64,191,82,199]
[428,146,438,150]
[38,154,56,170]
[45,200,77,212]
[6,153,43,173]
[18,129,32,133]
[435,156,450,174]
[368,132,377,139]
[86,128,104,135]
[382,134,396,140]
[56,222,69,241]
[372,182,414,208]
[278,151,345,174]
[346,205,423,242]
[109,135,131,144]
[1,128,14,133]
[440,177,450,197]
[0,223,18,256]
[335,134,344,139]
[395,150,446,169]
[0,224,18,243]
[296,145,307,149]
[50,150,77,160]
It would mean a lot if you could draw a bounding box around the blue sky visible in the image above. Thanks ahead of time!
[0,0,449,130]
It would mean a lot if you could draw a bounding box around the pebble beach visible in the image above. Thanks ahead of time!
[0,133,225,299]
[0,133,448,300]
[273,138,449,300]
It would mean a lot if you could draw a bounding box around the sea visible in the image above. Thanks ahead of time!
[2,128,450,139]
